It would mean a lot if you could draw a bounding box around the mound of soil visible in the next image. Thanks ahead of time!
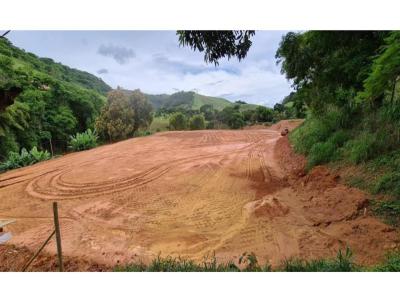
[244,197,289,219]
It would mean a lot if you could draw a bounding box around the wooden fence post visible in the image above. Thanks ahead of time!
[53,202,63,272]
[22,230,55,272]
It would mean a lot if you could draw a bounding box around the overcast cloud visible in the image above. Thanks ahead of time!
[98,44,135,64]
[7,31,293,106]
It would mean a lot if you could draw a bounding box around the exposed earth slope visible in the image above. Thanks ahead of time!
[0,120,398,271]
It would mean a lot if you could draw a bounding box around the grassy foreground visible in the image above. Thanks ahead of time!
[115,249,400,272]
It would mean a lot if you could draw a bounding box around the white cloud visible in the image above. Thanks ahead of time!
[7,30,293,106]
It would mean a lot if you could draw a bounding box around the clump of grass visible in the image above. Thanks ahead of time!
[115,248,366,272]
[373,252,400,272]
[115,255,241,272]
[373,172,400,197]
[345,175,369,191]
[371,199,400,226]
[280,247,356,272]
[239,252,272,272]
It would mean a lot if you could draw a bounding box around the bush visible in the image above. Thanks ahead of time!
[344,132,377,164]
[307,141,336,170]
[68,129,98,151]
[328,130,350,148]
[0,146,51,172]
[290,118,331,155]
[305,130,350,170]
[169,112,187,130]
[189,114,206,130]
[134,130,153,137]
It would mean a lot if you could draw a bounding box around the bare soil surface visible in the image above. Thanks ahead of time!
[0,120,398,271]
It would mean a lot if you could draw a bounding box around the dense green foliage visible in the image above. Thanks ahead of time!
[143,89,300,132]
[189,114,206,130]
[68,129,98,151]
[277,30,400,222]
[0,146,50,172]
[0,38,108,161]
[163,100,297,131]
[129,90,153,132]
[95,89,153,142]
[0,38,111,94]
[177,31,255,65]
[169,112,188,130]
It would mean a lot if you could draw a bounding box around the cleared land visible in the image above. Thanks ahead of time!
[0,120,398,271]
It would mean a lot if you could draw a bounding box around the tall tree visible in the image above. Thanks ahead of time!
[358,31,400,106]
[177,31,255,65]
[128,89,153,132]
[96,90,135,142]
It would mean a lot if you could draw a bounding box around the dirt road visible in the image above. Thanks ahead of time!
[0,120,398,270]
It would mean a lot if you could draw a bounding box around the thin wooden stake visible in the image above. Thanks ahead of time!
[53,202,63,272]
[22,230,55,272]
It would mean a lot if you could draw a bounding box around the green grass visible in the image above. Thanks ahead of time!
[114,248,400,272]
[373,252,400,272]
[371,199,400,226]
[115,255,242,272]
[281,247,356,272]
[149,115,170,132]
[192,93,232,111]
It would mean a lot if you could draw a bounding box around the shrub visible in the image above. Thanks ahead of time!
[0,146,50,172]
[169,112,187,130]
[328,130,350,148]
[344,132,377,164]
[306,141,336,170]
[189,114,206,130]
[290,118,331,155]
[68,129,98,151]
[206,121,215,129]
[134,130,153,137]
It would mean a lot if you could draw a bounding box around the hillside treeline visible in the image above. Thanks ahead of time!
[276,31,400,223]
[0,38,111,159]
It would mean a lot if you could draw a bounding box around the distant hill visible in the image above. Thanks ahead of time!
[0,38,111,95]
[124,89,260,111]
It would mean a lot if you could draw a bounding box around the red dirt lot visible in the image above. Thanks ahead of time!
[0,120,398,271]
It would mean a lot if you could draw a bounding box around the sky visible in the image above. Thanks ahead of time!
[7,31,293,107]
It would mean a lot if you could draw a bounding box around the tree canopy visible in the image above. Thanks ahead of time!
[177,31,255,65]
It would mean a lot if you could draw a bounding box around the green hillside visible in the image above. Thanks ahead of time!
[140,90,259,111]
[0,37,109,159]
[192,93,232,110]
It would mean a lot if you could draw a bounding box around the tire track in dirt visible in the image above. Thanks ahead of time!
[1,121,398,270]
